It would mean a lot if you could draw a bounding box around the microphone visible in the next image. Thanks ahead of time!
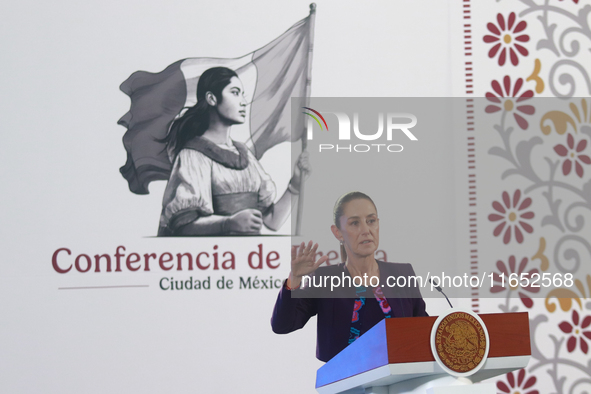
[429,277,453,309]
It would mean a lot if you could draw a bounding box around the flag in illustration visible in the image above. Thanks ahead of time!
[118,12,313,195]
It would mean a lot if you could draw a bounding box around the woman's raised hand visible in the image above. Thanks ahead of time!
[288,241,329,289]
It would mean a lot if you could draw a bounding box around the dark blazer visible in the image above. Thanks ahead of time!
[271,261,428,362]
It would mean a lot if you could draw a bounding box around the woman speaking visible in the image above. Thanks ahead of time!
[158,67,308,236]
[271,191,428,362]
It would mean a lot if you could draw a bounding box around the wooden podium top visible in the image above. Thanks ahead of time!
[388,312,530,363]
[316,312,530,389]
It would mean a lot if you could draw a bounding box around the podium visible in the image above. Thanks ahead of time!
[316,311,530,394]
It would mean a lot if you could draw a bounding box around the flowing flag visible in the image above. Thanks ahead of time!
[118,6,315,195]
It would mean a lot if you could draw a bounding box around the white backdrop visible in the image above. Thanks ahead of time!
[0,1,457,393]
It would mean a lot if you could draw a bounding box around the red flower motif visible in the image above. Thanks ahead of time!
[559,309,591,354]
[352,299,363,323]
[558,0,579,4]
[486,76,535,130]
[488,190,535,244]
[483,13,529,66]
[490,256,540,308]
[553,133,591,177]
[497,369,539,394]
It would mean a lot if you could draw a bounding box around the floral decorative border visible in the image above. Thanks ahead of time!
[462,0,481,313]
[467,0,591,393]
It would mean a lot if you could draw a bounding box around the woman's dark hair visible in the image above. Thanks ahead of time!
[333,191,377,263]
[166,67,238,157]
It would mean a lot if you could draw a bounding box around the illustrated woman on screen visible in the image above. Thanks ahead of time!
[158,67,308,236]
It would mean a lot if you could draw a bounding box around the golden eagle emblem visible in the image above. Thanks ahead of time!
[434,312,487,373]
